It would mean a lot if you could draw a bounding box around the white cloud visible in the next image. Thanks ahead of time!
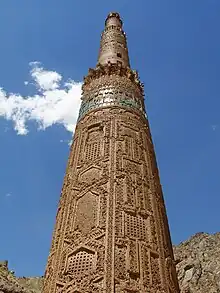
[29,61,62,91]
[0,62,83,135]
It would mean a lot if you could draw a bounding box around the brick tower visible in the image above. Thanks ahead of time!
[43,12,180,293]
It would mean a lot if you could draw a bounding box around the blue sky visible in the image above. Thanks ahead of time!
[0,0,220,277]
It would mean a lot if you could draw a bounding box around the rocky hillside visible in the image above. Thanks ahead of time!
[0,261,43,293]
[174,232,220,292]
[0,232,220,292]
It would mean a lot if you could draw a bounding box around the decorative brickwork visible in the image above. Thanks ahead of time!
[42,12,180,293]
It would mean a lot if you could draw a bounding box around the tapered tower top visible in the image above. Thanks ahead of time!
[105,12,123,27]
[98,12,130,68]
[81,12,145,121]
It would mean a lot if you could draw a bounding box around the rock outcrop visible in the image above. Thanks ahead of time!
[1,232,220,292]
[0,262,43,293]
[174,232,220,292]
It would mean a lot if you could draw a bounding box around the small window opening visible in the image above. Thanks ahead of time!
[117,53,122,58]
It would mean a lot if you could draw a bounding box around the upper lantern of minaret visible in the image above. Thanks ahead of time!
[97,12,130,68]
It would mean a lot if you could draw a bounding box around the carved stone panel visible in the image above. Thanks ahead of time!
[66,248,95,278]
[120,125,141,161]
[74,192,98,235]
[115,244,127,280]
[124,213,147,241]
[140,244,150,289]
[149,215,158,252]
[79,166,102,184]
[128,239,139,277]
[115,178,124,238]
[150,253,161,290]
[78,123,104,165]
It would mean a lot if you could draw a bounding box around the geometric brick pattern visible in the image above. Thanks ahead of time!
[66,249,94,277]
[124,213,147,240]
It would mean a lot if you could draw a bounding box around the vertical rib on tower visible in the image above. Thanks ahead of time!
[42,12,180,293]
[98,12,130,68]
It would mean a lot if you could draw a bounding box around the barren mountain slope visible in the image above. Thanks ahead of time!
[174,232,220,292]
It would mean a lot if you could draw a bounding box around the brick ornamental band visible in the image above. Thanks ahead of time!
[42,12,180,293]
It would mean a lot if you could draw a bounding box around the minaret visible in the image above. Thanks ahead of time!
[42,12,180,293]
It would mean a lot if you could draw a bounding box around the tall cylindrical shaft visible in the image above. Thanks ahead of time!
[42,12,180,293]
